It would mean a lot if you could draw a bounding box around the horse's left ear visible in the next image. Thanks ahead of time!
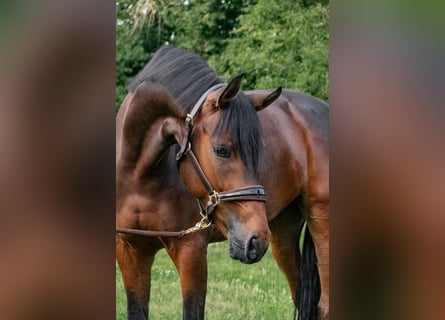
[217,73,244,107]
[249,87,282,111]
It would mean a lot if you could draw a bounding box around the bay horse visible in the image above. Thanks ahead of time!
[116,46,329,320]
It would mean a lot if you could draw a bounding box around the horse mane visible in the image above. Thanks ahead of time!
[128,46,263,175]
[128,46,222,111]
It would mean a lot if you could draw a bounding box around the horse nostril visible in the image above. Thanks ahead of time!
[247,236,259,261]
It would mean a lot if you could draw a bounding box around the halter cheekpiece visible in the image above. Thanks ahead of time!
[176,83,267,225]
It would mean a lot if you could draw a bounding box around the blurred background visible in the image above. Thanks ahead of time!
[0,1,116,319]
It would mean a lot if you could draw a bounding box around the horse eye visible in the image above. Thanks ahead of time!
[212,145,231,158]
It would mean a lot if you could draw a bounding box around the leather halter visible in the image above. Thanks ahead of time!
[116,83,267,238]
[176,83,267,223]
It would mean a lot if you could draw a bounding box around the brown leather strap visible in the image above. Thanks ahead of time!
[176,83,226,161]
[186,152,266,202]
[186,150,215,194]
[116,227,187,238]
[217,185,266,202]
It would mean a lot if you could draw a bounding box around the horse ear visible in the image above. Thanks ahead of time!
[217,73,244,107]
[162,118,184,145]
[250,87,282,111]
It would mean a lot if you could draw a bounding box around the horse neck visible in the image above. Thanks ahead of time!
[116,85,184,184]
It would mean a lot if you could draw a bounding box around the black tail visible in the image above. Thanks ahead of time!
[296,227,320,320]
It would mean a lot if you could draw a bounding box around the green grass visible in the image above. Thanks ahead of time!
[116,241,295,319]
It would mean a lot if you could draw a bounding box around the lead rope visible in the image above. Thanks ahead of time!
[116,190,216,238]
[116,213,212,238]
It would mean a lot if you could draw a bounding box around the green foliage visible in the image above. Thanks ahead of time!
[209,0,329,100]
[163,0,258,57]
[116,1,150,110]
[115,0,329,109]
[116,27,149,111]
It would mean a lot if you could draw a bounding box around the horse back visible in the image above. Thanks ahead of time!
[248,89,329,216]
[280,89,328,142]
[277,89,328,199]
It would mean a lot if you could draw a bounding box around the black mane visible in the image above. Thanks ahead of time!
[129,46,263,175]
[129,46,222,111]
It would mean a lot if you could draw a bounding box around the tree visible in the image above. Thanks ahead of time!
[116,1,151,110]
[116,0,329,110]
[116,0,252,109]
[209,0,329,101]
[162,0,258,58]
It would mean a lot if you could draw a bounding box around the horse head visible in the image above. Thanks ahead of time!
[176,74,281,264]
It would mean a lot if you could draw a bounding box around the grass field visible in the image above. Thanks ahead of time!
[116,241,295,319]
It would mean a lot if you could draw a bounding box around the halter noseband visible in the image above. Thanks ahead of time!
[176,83,267,223]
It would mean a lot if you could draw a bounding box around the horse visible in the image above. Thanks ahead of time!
[116,46,329,320]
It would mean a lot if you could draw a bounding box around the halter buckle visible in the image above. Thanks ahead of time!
[186,113,194,126]
[208,191,220,205]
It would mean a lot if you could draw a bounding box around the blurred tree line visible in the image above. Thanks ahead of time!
[116,0,329,111]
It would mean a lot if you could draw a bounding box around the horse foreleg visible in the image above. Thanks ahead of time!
[307,201,330,320]
[116,236,156,320]
[269,200,304,304]
[167,237,208,320]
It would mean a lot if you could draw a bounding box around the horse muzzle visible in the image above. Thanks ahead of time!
[228,233,269,264]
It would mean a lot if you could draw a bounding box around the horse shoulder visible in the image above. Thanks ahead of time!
[281,90,329,201]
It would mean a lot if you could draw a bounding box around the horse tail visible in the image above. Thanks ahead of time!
[296,223,321,320]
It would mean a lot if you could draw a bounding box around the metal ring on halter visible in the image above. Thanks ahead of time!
[208,191,220,205]
[186,113,194,126]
